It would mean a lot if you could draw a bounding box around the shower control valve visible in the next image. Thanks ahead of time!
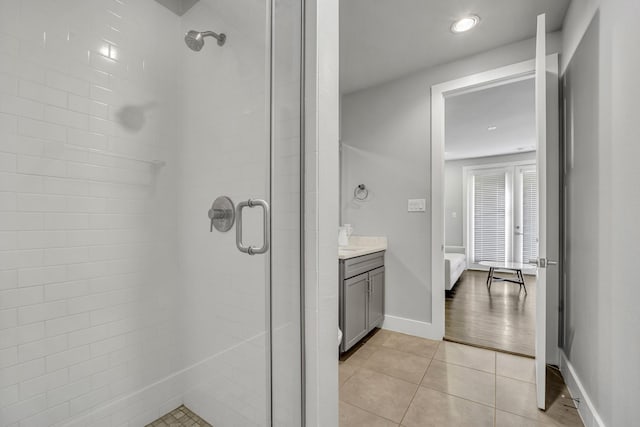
[208,196,235,232]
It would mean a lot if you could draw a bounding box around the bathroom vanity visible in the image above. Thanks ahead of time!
[339,237,387,353]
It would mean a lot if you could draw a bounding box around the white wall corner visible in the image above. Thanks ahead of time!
[304,0,340,425]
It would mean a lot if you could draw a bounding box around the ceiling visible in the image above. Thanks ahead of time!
[340,0,571,94]
[445,77,535,160]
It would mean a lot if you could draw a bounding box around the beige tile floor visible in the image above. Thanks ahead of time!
[340,329,584,427]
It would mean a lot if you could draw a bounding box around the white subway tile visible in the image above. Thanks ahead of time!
[45,313,90,337]
[15,322,45,346]
[18,231,66,249]
[0,231,17,251]
[0,269,18,290]
[16,193,67,212]
[90,101,109,120]
[0,212,43,231]
[44,213,89,230]
[0,152,17,172]
[88,116,113,136]
[17,401,69,427]
[0,112,18,135]
[44,106,89,130]
[0,286,42,309]
[89,85,114,105]
[0,173,43,193]
[66,230,105,246]
[0,345,18,368]
[43,177,89,196]
[44,280,89,302]
[69,385,110,416]
[18,266,67,287]
[0,72,18,95]
[66,196,106,213]
[18,301,66,325]
[0,191,17,210]
[68,324,110,349]
[0,383,19,406]
[90,303,129,326]
[67,95,91,114]
[90,335,126,357]
[68,262,107,281]
[0,358,44,390]
[43,247,89,265]
[17,335,66,363]
[18,118,66,143]
[1,394,46,425]
[47,378,91,407]
[67,128,107,150]
[46,71,90,97]
[0,308,17,330]
[18,80,67,108]
[19,367,68,401]
[0,93,44,120]
[89,53,126,77]
[16,155,66,177]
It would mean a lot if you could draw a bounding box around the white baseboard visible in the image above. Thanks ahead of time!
[382,315,443,341]
[559,350,606,427]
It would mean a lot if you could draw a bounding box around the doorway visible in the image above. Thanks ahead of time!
[441,76,538,357]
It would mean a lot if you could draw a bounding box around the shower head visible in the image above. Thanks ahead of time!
[184,30,226,51]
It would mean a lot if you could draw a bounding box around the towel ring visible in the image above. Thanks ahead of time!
[354,184,369,201]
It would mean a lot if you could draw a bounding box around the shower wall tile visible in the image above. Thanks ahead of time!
[0,0,182,425]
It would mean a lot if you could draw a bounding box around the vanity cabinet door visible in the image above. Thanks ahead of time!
[368,266,385,330]
[344,272,369,350]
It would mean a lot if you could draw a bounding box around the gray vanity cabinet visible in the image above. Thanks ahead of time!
[339,251,385,353]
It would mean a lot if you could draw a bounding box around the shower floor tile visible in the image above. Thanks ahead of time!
[146,405,213,427]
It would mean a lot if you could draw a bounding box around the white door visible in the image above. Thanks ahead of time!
[535,13,561,410]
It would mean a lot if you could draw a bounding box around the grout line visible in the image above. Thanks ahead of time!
[339,400,401,425]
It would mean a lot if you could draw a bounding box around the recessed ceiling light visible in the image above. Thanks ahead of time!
[487,126,497,131]
[451,15,480,33]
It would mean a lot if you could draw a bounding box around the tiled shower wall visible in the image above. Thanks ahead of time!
[0,1,183,425]
[0,0,304,426]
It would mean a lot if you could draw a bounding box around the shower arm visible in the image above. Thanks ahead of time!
[201,31,227,46]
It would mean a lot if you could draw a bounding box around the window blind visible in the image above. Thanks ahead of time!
[522,169,538,264]
[473,172,506,263]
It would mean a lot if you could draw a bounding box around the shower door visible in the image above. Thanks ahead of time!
[177,1,303,425]
[0,0,302,426]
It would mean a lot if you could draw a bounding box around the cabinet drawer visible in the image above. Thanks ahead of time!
[343,251,384,279]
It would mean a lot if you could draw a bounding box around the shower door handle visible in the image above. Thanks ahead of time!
[236,199,270,255]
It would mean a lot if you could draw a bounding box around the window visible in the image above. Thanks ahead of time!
[466,162,537,266]
[471,169,508,263]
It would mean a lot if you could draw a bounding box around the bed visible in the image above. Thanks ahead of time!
[444,246,467,291]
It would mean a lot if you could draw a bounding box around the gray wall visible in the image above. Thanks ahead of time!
[444,152,536,247]
[340,33,561,324]
[561,0,640,425]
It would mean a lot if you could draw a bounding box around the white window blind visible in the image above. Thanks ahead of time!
[472,171,506,263]
[522,169,538,263]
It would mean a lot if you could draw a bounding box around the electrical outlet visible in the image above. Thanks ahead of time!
[408,199,426,212]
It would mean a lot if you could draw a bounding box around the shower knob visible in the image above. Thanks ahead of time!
[208,196,235,232]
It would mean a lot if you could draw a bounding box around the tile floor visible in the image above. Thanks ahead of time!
[146,405,213,427]
[339,329,584,427]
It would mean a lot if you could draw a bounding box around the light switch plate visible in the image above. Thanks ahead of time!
[408,199,426,212]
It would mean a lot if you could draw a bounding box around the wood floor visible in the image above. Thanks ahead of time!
[445,269,536,357]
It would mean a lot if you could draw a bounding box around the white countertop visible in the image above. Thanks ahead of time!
[339,236,387,260]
